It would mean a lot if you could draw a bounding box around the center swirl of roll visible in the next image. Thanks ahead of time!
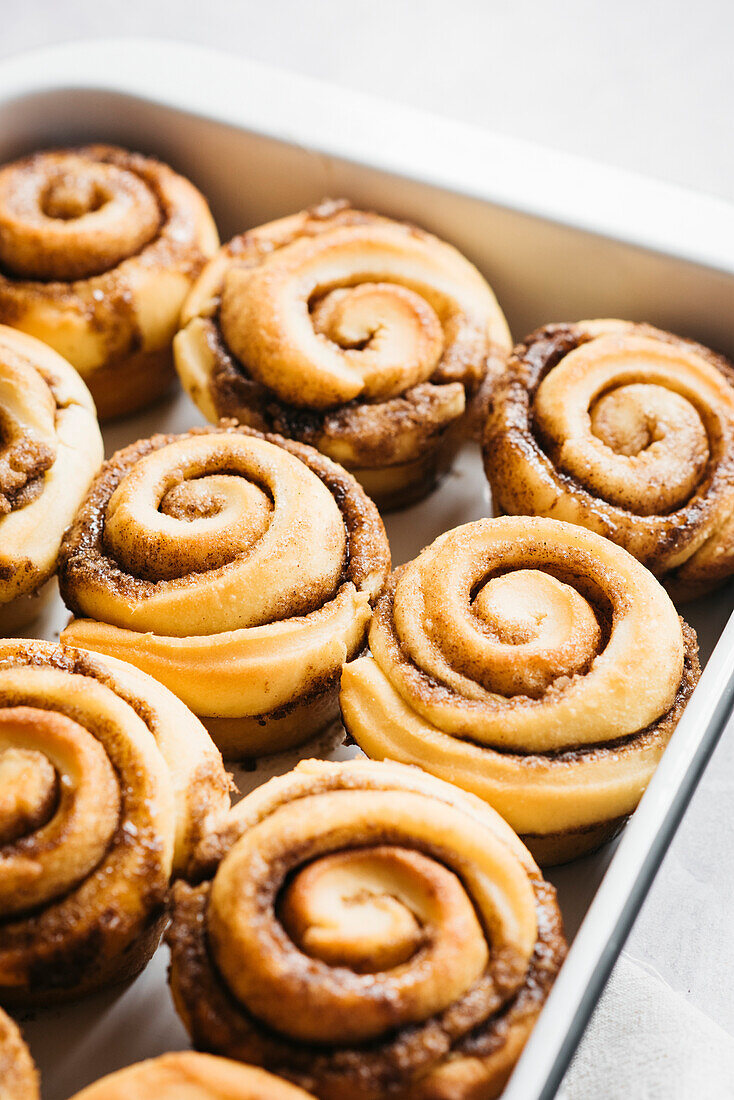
[206,784,536,1047]
[0,150,161,281]
[0,747,57,845]
[218,222,495,409]
[469,569,601,697]
[393,535,607,706]
[99,433,347,635]
[533,333,725,515]
[372,517,685,752]
[279,845,482,973]
[310,279,444,396]
[107,468,274,581]
[0,706,120,919]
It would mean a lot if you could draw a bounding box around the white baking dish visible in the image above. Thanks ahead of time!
[2,39,734,1100]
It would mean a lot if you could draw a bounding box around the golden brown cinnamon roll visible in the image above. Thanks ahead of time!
[68,1053,316,1100]
[174,200,511,509]
[0,1008,38,1100]
[0,638,231,1005]
[0,325,102,631]
[58,423,390,758]
[483,320,734,599]
[0,146,218,419]
[167,758,566,1100]
[340,517,700,864]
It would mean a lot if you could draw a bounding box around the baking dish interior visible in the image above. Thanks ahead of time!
[1,77,733,1100]
[2,87,734,355]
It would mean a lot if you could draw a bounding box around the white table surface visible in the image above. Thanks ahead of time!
[3,2,734,1095]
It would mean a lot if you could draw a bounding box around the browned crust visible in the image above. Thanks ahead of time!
[2,910,168,1009]
[85,343,176,421]
[201,673,342,761]
[203,318,493,468]
[439,879,566,1097]
[0,794,168,1007]
[0,581,55,634]
[521,816,627,866]
[351,424,463,513]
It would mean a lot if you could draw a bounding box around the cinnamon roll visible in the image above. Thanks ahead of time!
[0,1008,38,1100]
[167,758,566,1100]
[68,1054,316,1100]
[0,146,218,419]
[58,423,390,758]
[0,325,102,631]
[174,200,511,509]
[483,320,734,599]
[0,638,231,1005]
[340,517,700,864]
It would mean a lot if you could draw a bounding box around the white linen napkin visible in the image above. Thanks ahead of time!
[556,952,734,1099]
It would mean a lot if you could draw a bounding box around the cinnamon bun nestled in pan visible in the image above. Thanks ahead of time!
[167,758,566,1100]
[0,325,102,631]
[340,517,700,863]
[68,1054,317,1100]
[174,201,511,509]
[0,639,230,1005]
[58,423,390,759]
[0,1007,38,1100]
[483,320,734,599]
[0,145,218,419]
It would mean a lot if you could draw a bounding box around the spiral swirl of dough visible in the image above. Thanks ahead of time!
[0,326,102,628]
[0,1008,38,1100]
[58,425,390,757]
[340,517,700,863]
[0,146,218,419]
[216,210,509,409]
[483,320,734,599]
[0,638,231,1004]
[68,1054,316,1100]
[175,202,510,508]
[0,150,162,280]
[167,759,565,1100]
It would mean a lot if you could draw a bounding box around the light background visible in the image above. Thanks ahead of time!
[3,0,733,1089]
